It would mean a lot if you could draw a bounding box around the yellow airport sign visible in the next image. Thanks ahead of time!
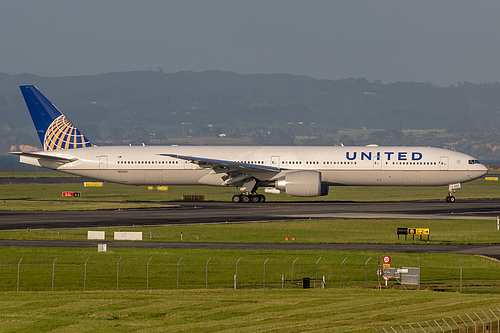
[485,177,498,181]
[408,228,429,235]
[84,182,103,187]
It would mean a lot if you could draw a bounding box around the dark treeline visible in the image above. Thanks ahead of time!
[1,70,499,163]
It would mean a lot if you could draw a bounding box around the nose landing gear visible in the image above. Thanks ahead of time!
[445,183,460,203]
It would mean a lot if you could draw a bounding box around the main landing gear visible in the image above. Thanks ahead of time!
[232,193,266,203]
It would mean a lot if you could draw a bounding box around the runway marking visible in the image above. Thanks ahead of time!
[283,213,499,220]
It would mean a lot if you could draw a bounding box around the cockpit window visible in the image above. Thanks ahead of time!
[468,159,481,165]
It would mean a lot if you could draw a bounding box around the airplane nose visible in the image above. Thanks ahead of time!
[480,164,488,176]
[468,163,488,180]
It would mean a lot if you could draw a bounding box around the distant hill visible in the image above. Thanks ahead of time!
[1,70,499,163]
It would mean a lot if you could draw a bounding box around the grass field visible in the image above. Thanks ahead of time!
[0,172,499,331]
[1,218,500,246]
[0,172,499,211]
[1,289,499,332]
[1,246,499,293]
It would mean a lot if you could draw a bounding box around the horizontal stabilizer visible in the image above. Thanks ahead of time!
[9,151,77,163]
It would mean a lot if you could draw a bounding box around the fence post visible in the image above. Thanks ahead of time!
[460,259,463,293]
[17,258,23,292]
[206,258,211,289]
[147,257,153,291]
[457,315,468,333]
[52,257,58,292]
[434,319,444,332]
[408,324,417,332]
[400,324,408,333]
[341,257,347,288]
[315,257,322,288]
[282,274,284,289]
[443,319,452,332]
[263,258,269,289]
[418,257,421,290]
[466,313,476,333]
[425,321,435,332]
[365,257,371,288]
[322,276,325,289]
[475,312,485,333]
[84,257,89,292]
[482,311,492,333]
[450,317,461,333]
[234,257,241,290]
[177,258,182,290]
[116,257,122,291]
[291,257,298,289]
[488,309,498,333]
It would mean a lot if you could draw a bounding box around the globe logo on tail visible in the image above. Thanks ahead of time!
[44,115,93,150]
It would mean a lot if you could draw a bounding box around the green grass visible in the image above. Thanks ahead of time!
[1,219,499,245]
[0,289,498,332]
[0,172,499,330]
[0,246,499,332]
[0,175,498,211]
[1,247,499,293]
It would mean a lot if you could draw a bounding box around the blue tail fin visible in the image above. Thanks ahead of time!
[20,85,93,151]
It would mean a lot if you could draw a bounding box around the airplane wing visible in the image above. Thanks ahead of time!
[158,154,281,173]
[10,152,77,163]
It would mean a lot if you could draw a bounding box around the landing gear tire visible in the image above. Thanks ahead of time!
[232,194,266,203]
[445,195,456,203]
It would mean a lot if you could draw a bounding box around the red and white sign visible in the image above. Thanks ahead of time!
[62,192,81,197]
[383,255,391,264]
[383,276,390,281]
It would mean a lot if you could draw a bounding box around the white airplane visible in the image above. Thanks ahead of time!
[11,85,488,203]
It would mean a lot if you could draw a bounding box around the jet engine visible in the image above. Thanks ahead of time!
[274,170,329,197]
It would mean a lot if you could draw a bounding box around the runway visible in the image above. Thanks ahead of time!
[1,199,499,230]
[1,199,499,259]
[0,239,498,260]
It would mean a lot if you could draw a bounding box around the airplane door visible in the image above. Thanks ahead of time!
[99,156,108,170]
[440,157,448,171]
[373,157,382,170]
[271,156,280,168]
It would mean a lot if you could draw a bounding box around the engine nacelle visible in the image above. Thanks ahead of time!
[275,170,329,197]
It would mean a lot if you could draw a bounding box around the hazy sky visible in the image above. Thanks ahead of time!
[2,1,500,86]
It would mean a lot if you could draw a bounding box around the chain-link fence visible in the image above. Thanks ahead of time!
[376,308,500,332]
[1,254,498,293]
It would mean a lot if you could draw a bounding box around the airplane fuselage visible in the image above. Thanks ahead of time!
[19,145,487,187]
